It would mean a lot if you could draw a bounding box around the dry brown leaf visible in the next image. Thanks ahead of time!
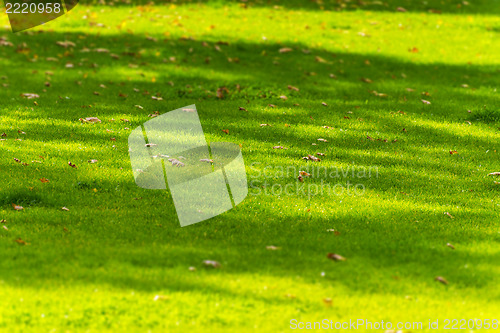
[56,40,75,48]
[239,107,247,112]
[21,93,39,99]
[287,85,299,92]
[80,117,101,123]
[222,129,230,134]
[449,150,458,155]
[444,212,454,219]
[260,124,271,127]
[487,172,500,177]
[298,175,304,182]
[299,171,311,177]
[317,138,328,142]
[14,238,28,245]
[62,207,70,211]
[279,95,288,100]
[302,154,320,162]
[68,161,77,168]
[203,260,221,268]
[421,99,431,105]
[168,158,185,167]
[12,203,23,211]
[435,276,449,285]
[40,178,49,183]
[446,243,455,250]
[323,298,333,306]
[279,47,293,53]
[361,77,373,83]
[266,245,281,250]
[315,56,327,63]
[327,253,346,262]
[321,102,328,106]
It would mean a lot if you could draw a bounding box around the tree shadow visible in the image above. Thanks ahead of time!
[78,0,498,15]
[0,30,499,303]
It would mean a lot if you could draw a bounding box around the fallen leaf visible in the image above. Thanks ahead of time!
[446,243,455,250]
[316,153,325,156]
[202,260,221,268]
[299,171,311,177]
[168,158,185,167]
[12,203,23,210]
[435,276,449,285]
[278,95,288,100]
[317,138,328,142]
[396,6,407,12]
[88,159,98,164]
[421,99,431,105]
[287,85,299,91]
[2,225,7,231]
[279,47,293,53]
[449,150,458,155]
[200,159,214,163]
[56,40,76,48]
[62,207,70,211]
[327,253,346,261]
[21,93,39,99]
[273,146,287,149]
[266,245,280,250]
[323,298,333,306]
[361,77,372,83]
[444,212,454,219]
[321,102,328,106]
[222,129,230,134]
[14,238,28,245]
[487,172,500,177]
[39,178,49,183]
[68,161,77,168]
[315,56,328,63]
[79,117,101,123]
[216,87,229,99]
[302,154,320,162]
[260,124,271,127]
[239,107,247,112]
[298,175,304,182]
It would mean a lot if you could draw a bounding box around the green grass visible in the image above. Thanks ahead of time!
[0,1,500,332]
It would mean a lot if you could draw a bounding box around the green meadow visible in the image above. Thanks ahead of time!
[0,0,499,331]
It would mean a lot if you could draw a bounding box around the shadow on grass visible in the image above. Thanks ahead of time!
[0,31,499,299]
[78,0,499,15]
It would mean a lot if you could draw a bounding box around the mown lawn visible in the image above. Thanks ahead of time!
[0,0,499,332]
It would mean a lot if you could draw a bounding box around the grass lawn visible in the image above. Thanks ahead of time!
[0,0,499,331]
